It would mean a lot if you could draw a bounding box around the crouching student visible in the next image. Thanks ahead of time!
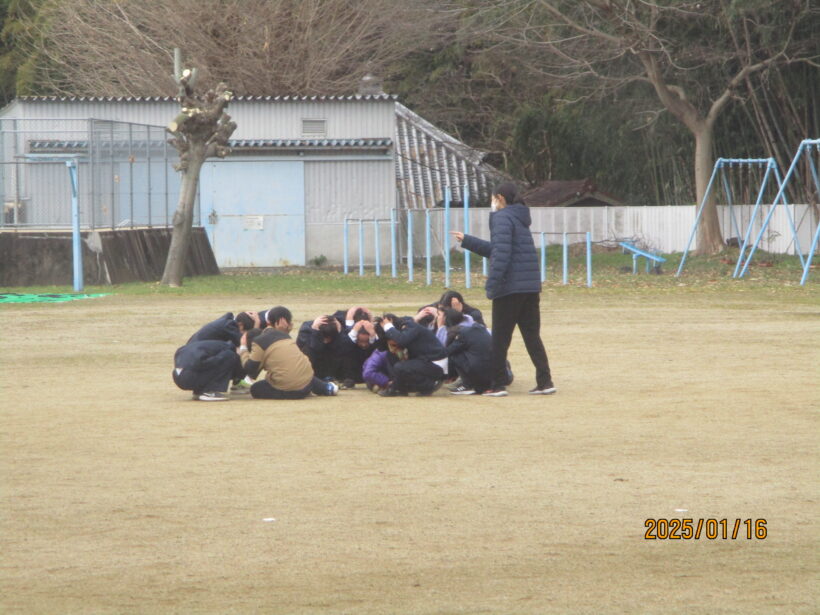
[338,318,378,389]
[172,339,245,401]
[442,309,493,395]
[240,306,338,400]
[380,313,446,396]
[296,314,348,381]
[362,339,405,394]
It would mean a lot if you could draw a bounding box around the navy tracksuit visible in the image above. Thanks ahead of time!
[445,324,493,393]
[173,340,244,395]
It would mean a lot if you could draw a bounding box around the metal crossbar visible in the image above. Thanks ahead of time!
[619,242,666,262]
[676,157,791,277]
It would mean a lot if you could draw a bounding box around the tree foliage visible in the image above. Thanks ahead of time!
[17,0,447,96]
[1,0,817,222]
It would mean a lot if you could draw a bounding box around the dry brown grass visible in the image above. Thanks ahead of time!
[1,287,818,614]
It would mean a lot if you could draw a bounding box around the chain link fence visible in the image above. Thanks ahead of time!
[1,118,190,229]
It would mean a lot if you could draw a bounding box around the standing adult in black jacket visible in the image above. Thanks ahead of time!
[451,182,556,397]
[380,315,446,396]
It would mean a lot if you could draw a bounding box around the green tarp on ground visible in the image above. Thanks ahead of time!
[0,293,110,304]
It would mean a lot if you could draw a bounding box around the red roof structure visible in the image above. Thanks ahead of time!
[522,179,623,207]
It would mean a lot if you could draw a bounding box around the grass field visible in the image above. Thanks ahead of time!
[1,268,818,614]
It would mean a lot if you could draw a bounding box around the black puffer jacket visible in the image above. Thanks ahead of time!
[461,203,541,299]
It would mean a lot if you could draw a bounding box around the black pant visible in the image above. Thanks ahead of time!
[449,353,492,393]
[250,377,330,399]
[491,292,552,389]
[172,350,243,394]
[390,359,444,394]
[310,352,344,381]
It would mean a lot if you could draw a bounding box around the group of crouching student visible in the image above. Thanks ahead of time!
[172,291,510,402]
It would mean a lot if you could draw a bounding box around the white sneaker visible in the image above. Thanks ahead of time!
[481,389,508,397]
[528,384,557,395]
[450,385,476,395]
[326,381,339,396]
[198,392,229,401]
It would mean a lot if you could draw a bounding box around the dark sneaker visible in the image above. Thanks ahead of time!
[447,378,464,392]
[432,379,444,392]
[340,379,356,390]
[450,385,476,395]
[198,392,229,401]
[325,381,339,396]
[482,389,508,397]
[529,383,557,395]
[379,385,399,397]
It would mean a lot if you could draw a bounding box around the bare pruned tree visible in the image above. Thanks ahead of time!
[162,63,236,287]
[26,0,448,96]
[463,0,819,254]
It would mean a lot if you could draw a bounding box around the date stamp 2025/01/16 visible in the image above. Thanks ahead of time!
[644,518,767,540]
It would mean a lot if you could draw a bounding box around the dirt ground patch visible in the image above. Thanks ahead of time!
[1,287,818,614]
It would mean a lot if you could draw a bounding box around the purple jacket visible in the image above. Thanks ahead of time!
[362,350,391,388]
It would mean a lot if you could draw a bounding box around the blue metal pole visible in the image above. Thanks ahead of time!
[68,160,83,292]
[444,186,451,288]
[586,231,592,287]
[425,209,432,286]
[800,220,820,285]
[782,152,813,266]
[374,219,381,277]
[358,218,364,276]
[482,257,487,277]
[734,160,776,278]
[343,217,349,275]
[390,209,397,278]
[540,232,546,282]
[633,254,638,275]
[739,144,806,278]
[464,186,471,289]
[407,209,414,282]
[677,159,724,276]
[562,232,569,285]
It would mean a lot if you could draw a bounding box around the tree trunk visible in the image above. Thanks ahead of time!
[693,124,724,255]
[160,150,205,286]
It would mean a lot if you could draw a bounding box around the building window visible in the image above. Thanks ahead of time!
[302,118,327,137]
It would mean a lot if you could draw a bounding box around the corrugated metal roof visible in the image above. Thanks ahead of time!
[18,94,398,103]
[394,102,510,209]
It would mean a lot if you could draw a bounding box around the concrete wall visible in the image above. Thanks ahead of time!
[0,227,218,286]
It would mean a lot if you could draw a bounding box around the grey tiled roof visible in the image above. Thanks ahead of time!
[28,138,393,151]
[18,94,397,103]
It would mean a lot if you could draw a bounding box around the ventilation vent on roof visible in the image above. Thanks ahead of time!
[301,118,327,137]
